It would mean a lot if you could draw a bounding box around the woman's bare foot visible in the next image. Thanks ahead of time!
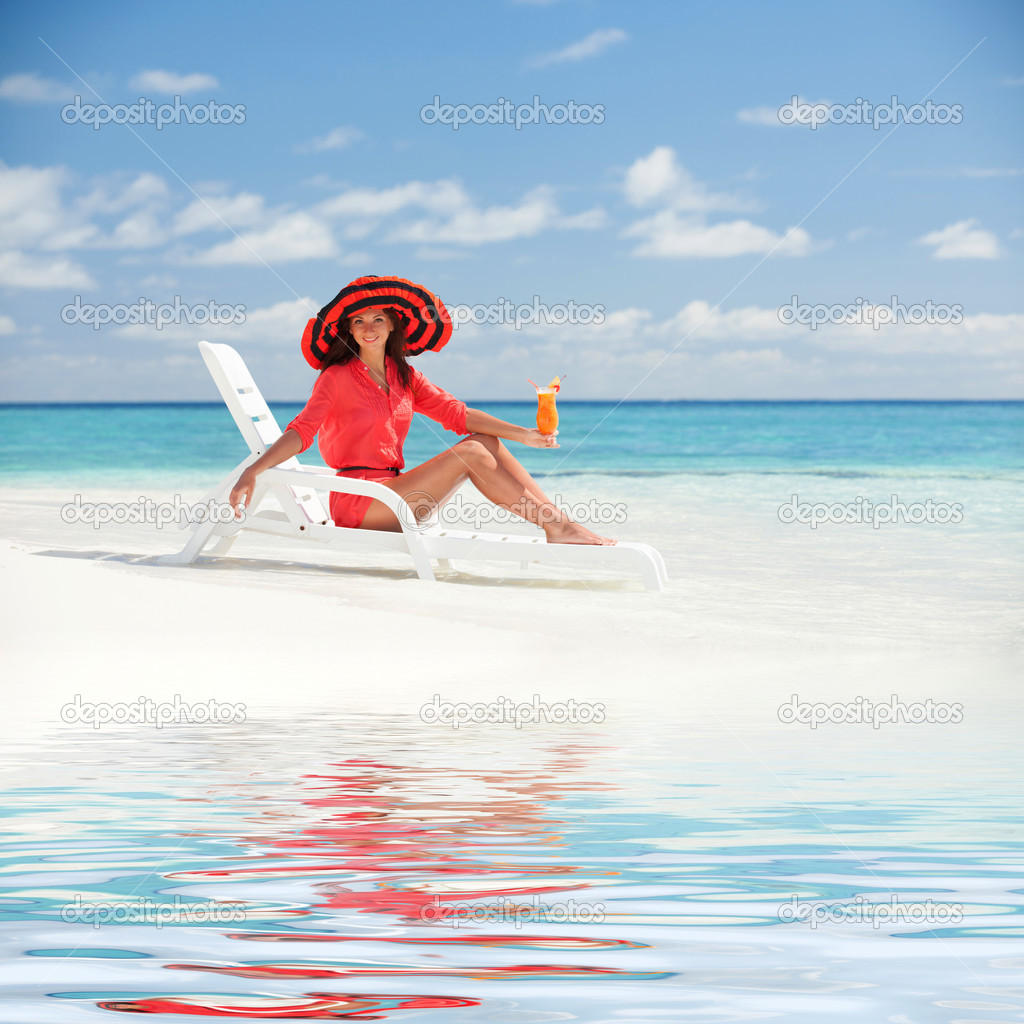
[542,520,617,546]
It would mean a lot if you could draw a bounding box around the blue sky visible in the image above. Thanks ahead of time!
[1,0,1021,401]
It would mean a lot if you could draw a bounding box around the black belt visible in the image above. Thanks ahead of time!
[335,465,400,474]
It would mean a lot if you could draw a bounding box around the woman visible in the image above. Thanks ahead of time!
[229,276,614,546]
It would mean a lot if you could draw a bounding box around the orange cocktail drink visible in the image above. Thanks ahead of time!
[536,388,559,435]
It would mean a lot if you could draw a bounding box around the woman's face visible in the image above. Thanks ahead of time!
[348,308,394,355]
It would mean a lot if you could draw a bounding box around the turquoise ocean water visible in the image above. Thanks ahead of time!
[2,400,1022,485]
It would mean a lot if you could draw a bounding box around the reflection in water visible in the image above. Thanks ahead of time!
[167,749,619,922]
[2,706,1023,1021]
[157,746,658,999]
[225,932,646,949]
[98,992,479,1018]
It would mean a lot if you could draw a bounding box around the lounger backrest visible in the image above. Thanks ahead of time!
[200,341,285,454]
[199,341,331,525]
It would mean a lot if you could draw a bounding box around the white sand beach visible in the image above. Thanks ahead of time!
[3,477,1020,739]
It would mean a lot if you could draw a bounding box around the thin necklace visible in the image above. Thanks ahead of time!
[363,357,388,391]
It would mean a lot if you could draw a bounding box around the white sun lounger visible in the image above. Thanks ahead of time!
[159,342,667,590]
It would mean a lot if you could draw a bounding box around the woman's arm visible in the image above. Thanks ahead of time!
[228,428,303,518]
[464,407,558,448]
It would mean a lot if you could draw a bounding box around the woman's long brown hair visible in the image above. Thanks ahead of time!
[318,310,414,390]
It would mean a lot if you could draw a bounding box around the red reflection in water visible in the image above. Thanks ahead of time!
[170,745,617,926]
[224,932,647,950]
[149,744,636,1009]
[165,961,654,980]
[97,991,478,1018]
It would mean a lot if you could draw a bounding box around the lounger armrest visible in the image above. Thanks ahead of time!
[260,465,417,526]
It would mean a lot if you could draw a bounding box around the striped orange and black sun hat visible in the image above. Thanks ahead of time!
[301,275,453,369]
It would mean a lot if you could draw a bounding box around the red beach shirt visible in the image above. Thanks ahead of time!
[285,358,469,528]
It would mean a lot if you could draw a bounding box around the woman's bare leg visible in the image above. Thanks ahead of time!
[358,434,615,544]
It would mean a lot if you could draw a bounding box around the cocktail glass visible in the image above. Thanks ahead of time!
[536,387,559,435]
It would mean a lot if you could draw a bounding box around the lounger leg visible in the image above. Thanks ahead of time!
[157,516,223,565]
[403,532,437,582]
[634,550,664,591]
[209,534,239,556]
[159,460,255,565]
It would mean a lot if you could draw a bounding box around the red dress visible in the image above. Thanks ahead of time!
[285,358,469,528]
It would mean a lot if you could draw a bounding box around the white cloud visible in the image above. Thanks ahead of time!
[624,210,814,258]
[1000,76,1024,86]
[623,147,753,212]
[655,300,787,340]
[414,247,471,260]
[392,185,559,244]
[736,96,828,127]
[78,172,169,216]
[129,70,220,94]
[0,161,78,249]
[235,298,317,340]
[103,211,167,249]
[172,192,268,235]
[187,212,338,265]
[0,250,96,289]
[112,296,316,344]
[736,105,785,127]
[557,207,607,230]
[139,273,178,289]
[0,315,16,334]
[316,178,584,246]
[711,347,785,368]
[916,218,1001,259]
[0,72,75,103]
[316,180,468,219]
[494,299,1024,363]
[620,147,814,258]
[530,28,628,68]
[299,126,364,152]
[0,162,175,260]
